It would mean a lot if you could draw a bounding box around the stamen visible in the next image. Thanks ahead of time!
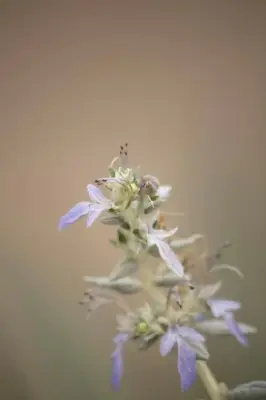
[119,142,129,166]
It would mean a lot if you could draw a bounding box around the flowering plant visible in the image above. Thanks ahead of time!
[58,143,257,399]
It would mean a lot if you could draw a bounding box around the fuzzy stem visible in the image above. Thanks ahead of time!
[139,263,165,304]
[196,361,228,400]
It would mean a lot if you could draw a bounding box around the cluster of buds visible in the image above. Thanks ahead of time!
[58,143,256,393]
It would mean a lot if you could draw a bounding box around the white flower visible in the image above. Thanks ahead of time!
[140,211,184,277]
[58,184,113,230]
[156,185,172,201]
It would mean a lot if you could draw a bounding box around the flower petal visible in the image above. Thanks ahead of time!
[178,326,205,343]
[153,239,184,277]
[177,339,197,392]
[208,299,241,318]
[86,184,107,203]
[58,201,91,230]
[86,203,109,227]
[160,328,177,356]
[157,185,172,200]
[224,313,248,346]
[111,348,123,391]
[150,227,178,240]
[111,333,129,391]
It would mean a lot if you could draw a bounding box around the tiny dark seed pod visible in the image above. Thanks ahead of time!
[117,230,128,244]
[132,228,142,239]
[121,221,131,230]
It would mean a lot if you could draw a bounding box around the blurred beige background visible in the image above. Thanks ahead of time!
[1,1,266,399]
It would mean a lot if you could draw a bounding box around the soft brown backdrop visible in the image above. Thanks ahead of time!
[1,1,266,399]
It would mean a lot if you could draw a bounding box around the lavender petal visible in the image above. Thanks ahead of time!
[160,328,177,356]
[154,239,184,277]
[177,339,197,392]
[58,201,91,230]
[157,185,172,199]
[208,299,241,318]
[86,203,109,227]
[178,326,206,343]
[224,313,248,346]
[111,348,123,391]
[86,184,107,203]
[110,333,129,391]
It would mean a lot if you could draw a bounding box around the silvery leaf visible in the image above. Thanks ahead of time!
[109,258,139,281]
[154,273,190,288]
[170,234,204,251]
[209,264,244,279]
[100,214,123,225]
[84,276,111,286]
[83,276,143,294]
[235,382,266,390]
[228,382,266,399]
[196,319,257,335]
[108,278,143,294]
[197,281,222,300]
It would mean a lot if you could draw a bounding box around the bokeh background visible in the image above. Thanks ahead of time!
[1,1,266,399]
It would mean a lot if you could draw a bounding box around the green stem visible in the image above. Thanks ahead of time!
[196,361,228,400]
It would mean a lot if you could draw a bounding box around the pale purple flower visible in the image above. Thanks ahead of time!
[207,299,248,346]
[58,184,113,230]
[110,332,129,390]
[141,211,184,277]
[156,185,172,201]
[160,326,205,391]
[147,227,184,277]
